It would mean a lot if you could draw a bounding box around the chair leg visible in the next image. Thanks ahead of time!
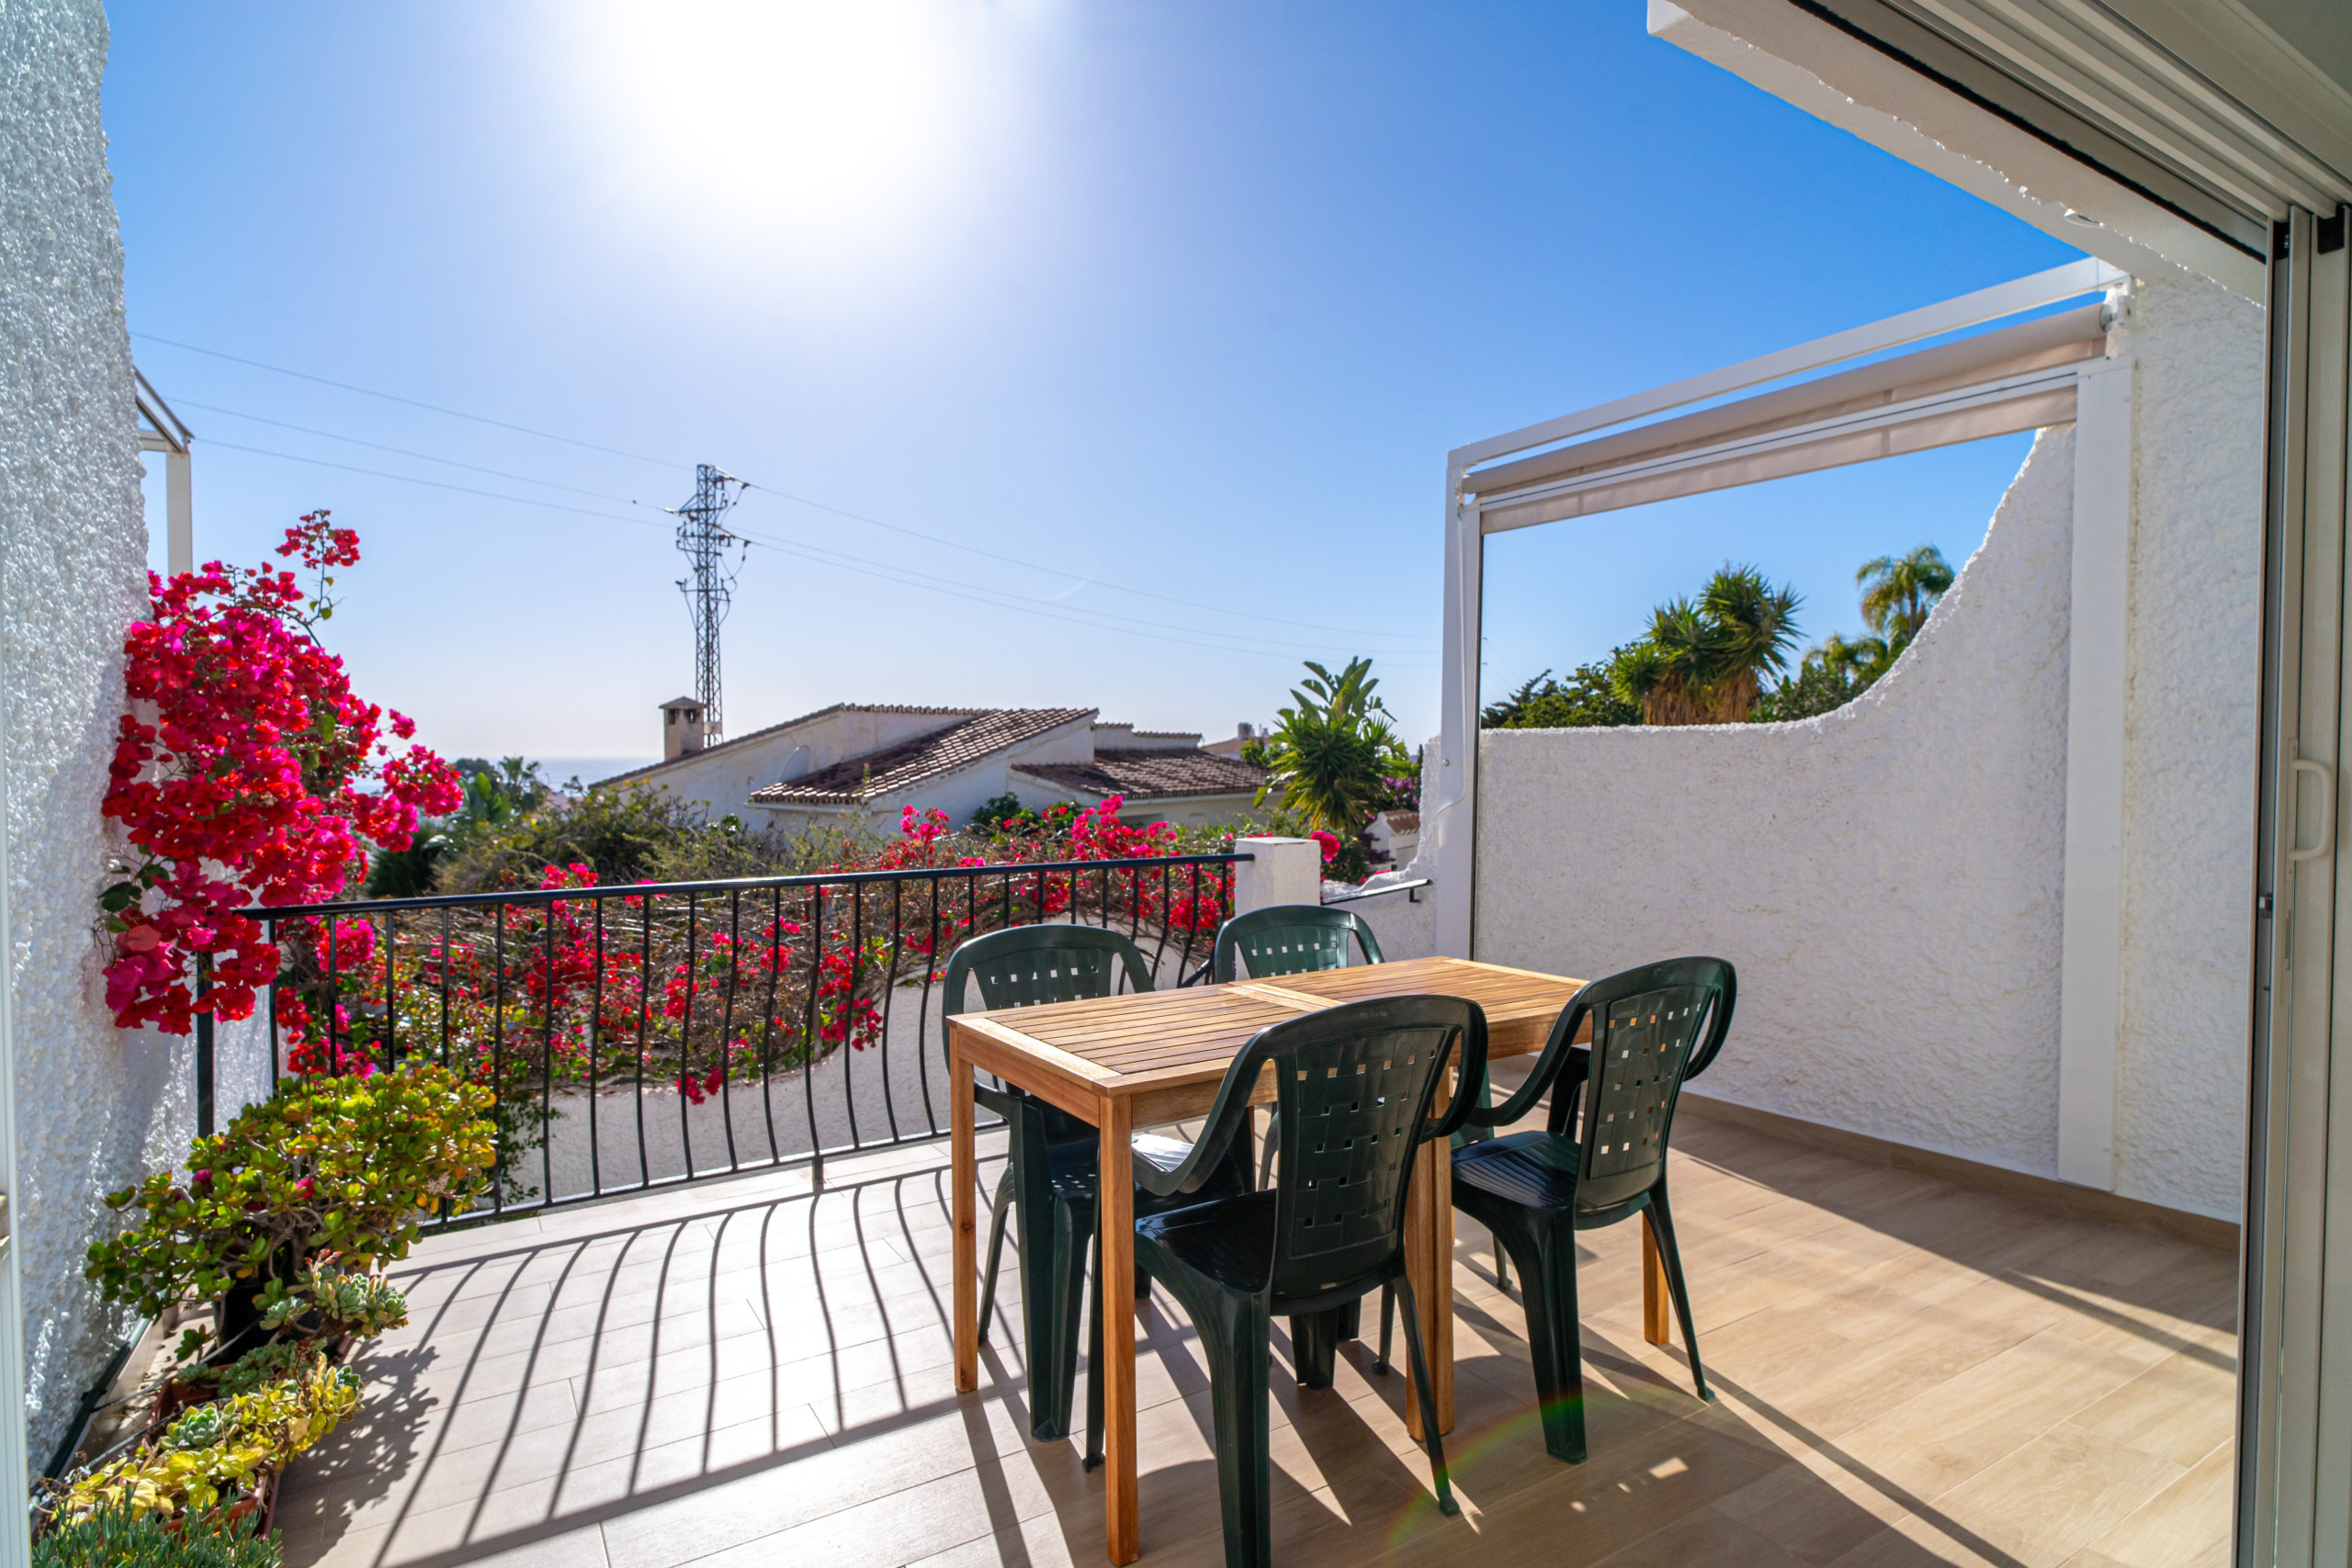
[1645,1188,1712,1402]
[1387,1272,1460,1517]
[976,1168,1015,1348]
[1374,1282,1393,1374]
[1020,1190,1094,1442]
[1204,1291,1273,1568]
[1504,1217,1587,1464]
[1289,1307,1344,1390]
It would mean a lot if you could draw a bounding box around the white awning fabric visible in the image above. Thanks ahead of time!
[1465,301,2109,533]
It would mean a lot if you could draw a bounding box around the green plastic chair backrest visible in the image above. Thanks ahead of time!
[1159,995,1487,1301]
[1211,905,1384,984]
[1465,956,1734,1215]
[939,924,1157,1052]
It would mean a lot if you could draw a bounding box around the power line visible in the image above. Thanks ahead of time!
[135,335,1434,645]
[131,332,681,468]
[197,440,669,529]
[735,485,1435,644]
[176,400,672,509]
[198,438,1427,663]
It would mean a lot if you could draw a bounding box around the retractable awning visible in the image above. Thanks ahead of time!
[1464,299,2108,530]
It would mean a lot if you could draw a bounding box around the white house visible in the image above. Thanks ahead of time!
[596,701,1268,834]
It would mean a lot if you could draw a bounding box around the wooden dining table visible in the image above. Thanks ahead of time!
[947,953,1676,1565]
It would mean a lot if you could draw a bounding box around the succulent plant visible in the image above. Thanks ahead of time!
[34,1504,278,1567]
[163,1404,232,1452]
[61,1356,363,1524]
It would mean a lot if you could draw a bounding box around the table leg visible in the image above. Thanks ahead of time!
[952,1036,978,1393]
[1100,1097,1138,1566]
[1642,1211,1671,1347]
[1402,1136,1455,1438]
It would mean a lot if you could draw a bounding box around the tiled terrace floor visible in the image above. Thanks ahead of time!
[278,1111,2237,1568]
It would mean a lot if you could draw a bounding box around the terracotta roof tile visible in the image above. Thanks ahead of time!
[750,708,1095,806]
[1011,748,1269,802]
[595,703,980,789]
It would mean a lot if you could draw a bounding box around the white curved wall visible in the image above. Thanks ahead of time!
[1475,272,2261,1219]
[2,0,190,1469]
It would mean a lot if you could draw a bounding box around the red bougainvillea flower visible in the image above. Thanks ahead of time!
[1309,829,1340,864]
[99,512,461,1034]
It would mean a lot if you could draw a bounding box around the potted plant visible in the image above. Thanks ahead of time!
[86,1061,493,1364]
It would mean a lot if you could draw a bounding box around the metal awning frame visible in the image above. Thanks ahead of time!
[1427,256,2134,1008]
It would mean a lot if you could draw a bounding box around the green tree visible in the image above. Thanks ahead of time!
[1857,545,1955,647]
[1756,545,1954,722]
[1257,657,1400,835]
[1752,633,1889,721]
[1480,654,1642,729]
[1611,565,1802,725]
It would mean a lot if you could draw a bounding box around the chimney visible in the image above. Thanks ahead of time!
[661,696,708,761]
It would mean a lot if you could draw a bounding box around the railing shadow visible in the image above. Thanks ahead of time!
[275,1133,2045,1568]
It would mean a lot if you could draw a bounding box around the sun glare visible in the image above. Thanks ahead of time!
[568,0,1002,253]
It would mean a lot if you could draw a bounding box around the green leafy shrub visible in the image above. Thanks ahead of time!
[61,1359,360,1522]
[86,1065,495,1318]
[1480,657,1643,729]
[35,1506,278,1568]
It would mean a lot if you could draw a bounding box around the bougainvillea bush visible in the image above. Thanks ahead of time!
[266,795,1238,1184]
[100,513,461,1034]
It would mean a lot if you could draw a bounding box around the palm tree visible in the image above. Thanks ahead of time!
[1803,630,1894,683]
[1700,564,1803,718]
[1857,545,1956,649]
[1258,657,1398,834]
[1612,566,1802,725]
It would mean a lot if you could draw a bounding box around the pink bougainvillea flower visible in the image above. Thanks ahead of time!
[100,511,462,1035]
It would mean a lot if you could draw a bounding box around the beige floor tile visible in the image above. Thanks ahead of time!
[1907,1422,2188,1568]
[280,1122,2236,1568]
[2063,1441,2233,1568]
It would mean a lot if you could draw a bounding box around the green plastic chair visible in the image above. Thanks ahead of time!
[1447,955,1736,1463]
[1213,906,1385,1191]
[1217,905,1509,1322]
[1131,994,1489,1568]
[1211,903,1385,984]
[944,924,1250,1451]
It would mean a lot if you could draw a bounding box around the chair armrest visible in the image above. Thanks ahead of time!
[1424,1012,1491,1144]
[973,1083,1023,1121]
[1464,995,1589,1131]
[1129,1133,1197,1188]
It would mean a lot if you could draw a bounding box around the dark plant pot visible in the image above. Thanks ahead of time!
[215,1242,306,1353]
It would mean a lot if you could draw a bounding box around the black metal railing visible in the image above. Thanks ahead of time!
[213,852,1245,1225]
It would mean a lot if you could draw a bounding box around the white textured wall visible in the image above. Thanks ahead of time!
[1,0,190,1468]
[2109,276,2264,1213]
[1475,274,2261,1219]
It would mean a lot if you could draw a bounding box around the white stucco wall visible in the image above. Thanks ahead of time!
[1474,274,2261,1219]
[2109,275,2265,1213]
[2,0,193,1468]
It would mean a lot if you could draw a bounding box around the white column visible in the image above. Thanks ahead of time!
[2056,353,2134,1190]
[1232,838,1321,914]
[1430,465,1480,958]
[164,447,192,576]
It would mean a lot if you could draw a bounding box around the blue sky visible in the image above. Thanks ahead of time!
[104,1,2077,771]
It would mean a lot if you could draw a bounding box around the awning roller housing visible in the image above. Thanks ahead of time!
[1466,299,2109,531]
